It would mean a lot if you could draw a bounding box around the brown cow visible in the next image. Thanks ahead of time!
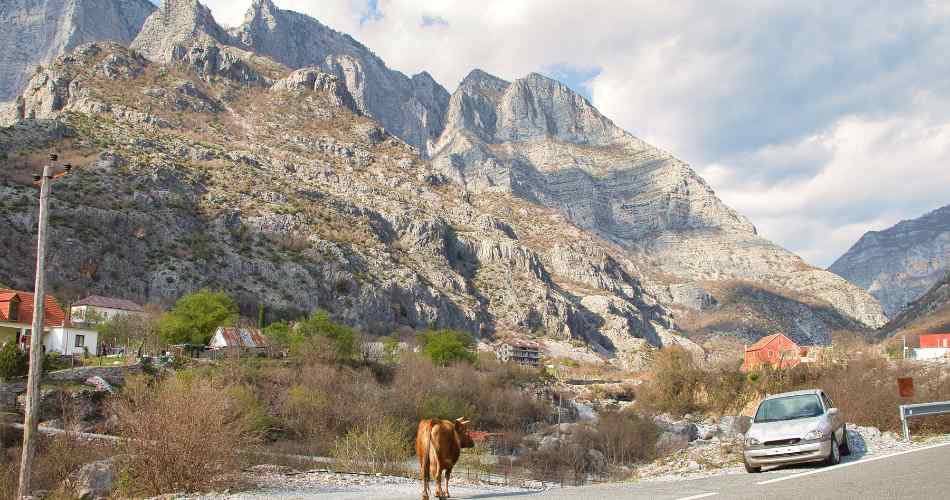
[416,417,475,500]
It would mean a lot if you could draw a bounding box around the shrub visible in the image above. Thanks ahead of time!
[636,347,703,417]
[330,417,408,475]
[159,290,239,345]
[292,310,361,363]
[0,342,27,380]
[416,329,476,366]
[114,374,251,496]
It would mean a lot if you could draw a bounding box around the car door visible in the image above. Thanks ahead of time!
[821,392,843,440]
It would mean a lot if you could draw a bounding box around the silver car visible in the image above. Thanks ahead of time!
[742,389,851,473]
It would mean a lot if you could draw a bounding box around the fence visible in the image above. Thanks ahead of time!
[899,401,950,441]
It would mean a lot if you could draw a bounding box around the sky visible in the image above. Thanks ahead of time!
[157,0,950,267]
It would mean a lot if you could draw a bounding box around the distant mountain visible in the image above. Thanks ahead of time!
[0,0,155,101]
[875,271,950,342]
[830,204,950,316]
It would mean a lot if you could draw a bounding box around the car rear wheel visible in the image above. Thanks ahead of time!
[744,459,761,473]
[824,435,841,466]
[840,426,852,456]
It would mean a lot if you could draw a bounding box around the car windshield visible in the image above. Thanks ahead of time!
[754,394,824,423]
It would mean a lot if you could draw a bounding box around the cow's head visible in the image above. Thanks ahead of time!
[455,417,475,448]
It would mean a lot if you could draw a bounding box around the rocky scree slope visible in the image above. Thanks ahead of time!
[830,203,950,317]
[0,0,155,102]
[0,43,697,367]
[430,69,886,345]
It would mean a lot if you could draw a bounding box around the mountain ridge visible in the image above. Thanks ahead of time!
[0,0,889,357]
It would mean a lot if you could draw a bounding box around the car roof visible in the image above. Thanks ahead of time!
[762,389,822,401]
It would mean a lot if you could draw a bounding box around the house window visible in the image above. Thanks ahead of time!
[74,335,85,348]
[9,299,19,321]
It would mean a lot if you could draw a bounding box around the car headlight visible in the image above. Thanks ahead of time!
[803,429,826,441]
[745,437,761,447]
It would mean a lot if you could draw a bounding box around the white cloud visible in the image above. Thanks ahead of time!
[192,0,950,267]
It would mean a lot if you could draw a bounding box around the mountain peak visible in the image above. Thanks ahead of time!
[460,69,509,90]
[132,0,233,62]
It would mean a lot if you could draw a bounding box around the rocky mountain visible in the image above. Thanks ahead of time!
[132,0,449,155]
[0,0,155,101]
[430,69,886,345]
[875,271,950,342]
[0,0,888,358]
[0,43,701,367]
[829,204,950,317]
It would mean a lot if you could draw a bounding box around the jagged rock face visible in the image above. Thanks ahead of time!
[432,69,887,336]
[229,0,450,155]
[830,204,950,317]
[0,0,155,101]
[0,44,695,368]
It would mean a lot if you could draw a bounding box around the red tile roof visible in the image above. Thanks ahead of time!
[745,333,796,352]
[0,289,67,328]
[73,295,144,312]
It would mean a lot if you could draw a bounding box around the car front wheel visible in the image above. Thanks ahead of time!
[840,426,852,456]
[824,435,841,466]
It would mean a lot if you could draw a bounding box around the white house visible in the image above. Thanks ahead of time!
[70,295,144,325]
[43,325,99,356]
[1,288,98,355]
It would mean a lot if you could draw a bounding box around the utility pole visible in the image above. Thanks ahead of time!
[18,155,69,499]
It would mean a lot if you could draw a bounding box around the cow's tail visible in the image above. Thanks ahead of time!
[423,421,434,495]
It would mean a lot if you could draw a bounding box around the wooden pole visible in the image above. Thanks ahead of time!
[18,164,52,499]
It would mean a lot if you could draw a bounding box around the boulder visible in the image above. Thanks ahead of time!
[719,416,751,437]
[72,458,115,500]
[656,431,690,454]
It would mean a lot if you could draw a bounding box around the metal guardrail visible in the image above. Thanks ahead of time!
[899,401,950,441]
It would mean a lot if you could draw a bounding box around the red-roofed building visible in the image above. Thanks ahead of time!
[0,288,98,356]
[920,333,950,349]
[741,333,802,372]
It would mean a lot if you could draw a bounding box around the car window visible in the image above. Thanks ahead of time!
[754,394,824,423]
[821,393,834,410]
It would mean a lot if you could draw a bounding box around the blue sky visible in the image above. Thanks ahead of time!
[155,0,950,267]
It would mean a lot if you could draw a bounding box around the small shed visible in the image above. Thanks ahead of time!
[208,326,268,355]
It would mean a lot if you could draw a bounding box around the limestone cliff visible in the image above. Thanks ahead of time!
[431,69,887,341]
[0,0,155,101]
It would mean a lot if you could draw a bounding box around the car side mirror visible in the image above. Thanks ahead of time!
[828,407,839,416]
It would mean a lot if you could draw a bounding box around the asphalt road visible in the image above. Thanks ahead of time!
[226,441,950,499]
[481,441,950,500]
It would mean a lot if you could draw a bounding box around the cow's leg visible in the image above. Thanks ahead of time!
[434,465,444,499]
[444,466,452,498]
[419,455,429,500]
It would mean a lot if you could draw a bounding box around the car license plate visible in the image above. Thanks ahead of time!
[768,447,795,455]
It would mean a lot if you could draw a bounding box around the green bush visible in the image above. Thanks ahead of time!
[416,329,476,366]
[160,290,239,345]
[0,342,28,380]
[330,417,408,475]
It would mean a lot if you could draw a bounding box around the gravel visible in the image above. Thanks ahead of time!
[634,424,950,482]
[182,465,542,500]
